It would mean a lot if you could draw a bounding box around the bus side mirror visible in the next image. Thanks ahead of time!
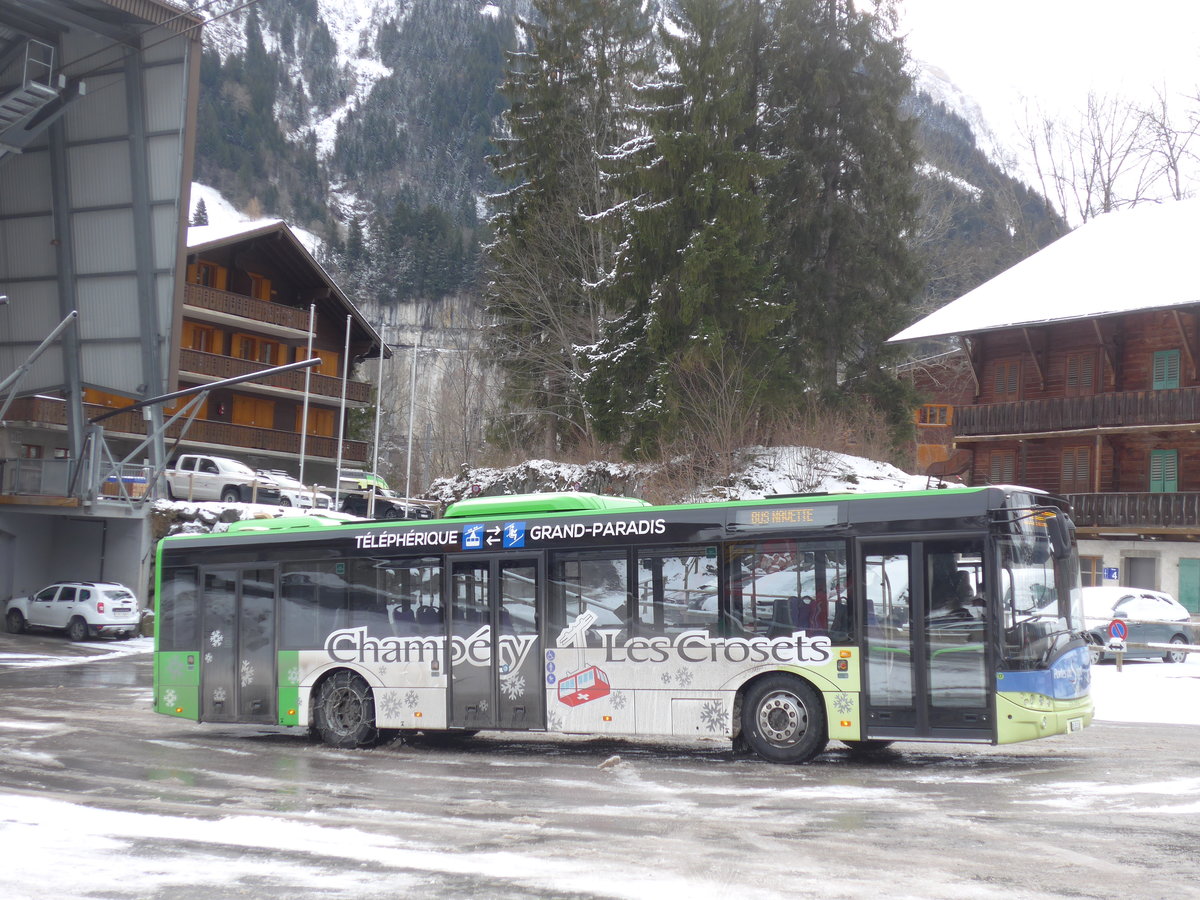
[1045,512,1074,560]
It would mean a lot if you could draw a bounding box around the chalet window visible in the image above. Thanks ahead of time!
[299,406,336,437]
[1150,449,1179,493]
[248,273,272,302]
[302,348,341,378]
[183,322,218,353]
[1079,556,1103,588]
[992,360,1020,401]
[1153,350,1180,390]
[988,450,1016,484]
[1060,446,1091,493]
[189,260,226,290]
[21,444,43,459]
[1064,352,1096,397]
[234,333,283,365]
[232,395,276,428]
[917,404,951,426]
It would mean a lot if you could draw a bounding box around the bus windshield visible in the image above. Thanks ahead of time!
[998,529,1085,669]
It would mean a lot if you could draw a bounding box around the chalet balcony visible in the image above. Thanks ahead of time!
[2,396,368,465]
[183,282,310,331]
[954,386,1200,438]
[179,349,371,404]
[1066,492,1200,532]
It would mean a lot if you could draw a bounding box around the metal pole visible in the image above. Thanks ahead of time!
[405,337,419,498]
[334,315,350,508]
[0,310,79,421]
[298,303,315,485]
[369,346,385,517]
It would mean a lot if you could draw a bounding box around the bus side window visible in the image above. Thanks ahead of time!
[548,551,630,644]
[636,548,717,639]
[726,542,850,641]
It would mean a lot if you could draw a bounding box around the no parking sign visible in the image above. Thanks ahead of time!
[1107,619,1128,641]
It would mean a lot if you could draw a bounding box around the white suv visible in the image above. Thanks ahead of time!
[258,470,333,509]
[5,582,140,641]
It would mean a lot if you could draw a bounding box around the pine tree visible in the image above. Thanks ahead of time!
[486,0,653,454]
[762,0,924,423]
[583,0,779,457]
[190,197,209,226]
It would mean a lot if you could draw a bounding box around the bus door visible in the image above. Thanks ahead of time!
[860,539,991,740]
[197,566,277,724]
[448,555,544,730]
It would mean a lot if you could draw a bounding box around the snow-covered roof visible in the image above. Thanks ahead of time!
[889,198,1200,344]
[184,184,386,355]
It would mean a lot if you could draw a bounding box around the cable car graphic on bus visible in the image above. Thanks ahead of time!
[557,665,611,707]
[554,610,611,705]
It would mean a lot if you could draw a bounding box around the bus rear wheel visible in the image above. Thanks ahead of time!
[314,671,382,748]
[741,674,827,764]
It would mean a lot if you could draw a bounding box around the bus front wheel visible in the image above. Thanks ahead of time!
[314,671,381,748]
[740,674,827,764]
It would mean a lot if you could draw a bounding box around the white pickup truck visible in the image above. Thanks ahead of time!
[165,454,281,504]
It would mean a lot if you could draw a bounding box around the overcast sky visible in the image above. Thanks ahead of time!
[897,0,1200,125]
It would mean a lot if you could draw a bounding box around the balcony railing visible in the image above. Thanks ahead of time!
[179,349,370,404]
[954,386,1200,437]
[2,396,367,465]
[1066,492,1200,530]
[183,283,310,331]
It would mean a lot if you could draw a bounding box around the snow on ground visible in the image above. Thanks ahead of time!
[1089,654,1200,726]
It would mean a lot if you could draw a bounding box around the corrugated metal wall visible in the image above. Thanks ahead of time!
[0,5,198,402]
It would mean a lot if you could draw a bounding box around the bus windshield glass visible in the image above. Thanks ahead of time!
[998,526,1084,669]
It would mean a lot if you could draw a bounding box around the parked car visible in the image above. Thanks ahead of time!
[165,454,280,504]
[338,472,435,520]
[257,469,333,509]
[1082,586,1195,664]
[5,582,140,641]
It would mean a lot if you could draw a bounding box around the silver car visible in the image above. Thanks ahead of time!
[1082,586,1195,664]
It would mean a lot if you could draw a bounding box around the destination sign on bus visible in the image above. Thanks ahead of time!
[733,505,840,529]
[352,516,670,552]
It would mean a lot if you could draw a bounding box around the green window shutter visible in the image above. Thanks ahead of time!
[1153,350,1180,390]
[1150,449,1179,492]
[1178,559,1200,614]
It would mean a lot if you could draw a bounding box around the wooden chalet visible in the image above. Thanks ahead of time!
[891,199,1200,610]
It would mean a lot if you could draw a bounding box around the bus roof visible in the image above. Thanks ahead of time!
[443,491,652,518]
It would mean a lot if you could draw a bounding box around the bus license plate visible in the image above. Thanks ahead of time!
[1068,717,1083,733]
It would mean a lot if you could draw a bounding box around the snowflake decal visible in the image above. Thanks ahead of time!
[240,660,255,687]
[700,700,727,733]
[377,665,388,677]
[478,698,489,714]
[378,692,402,719]
[546,710,563,731]
[675,667,693,687]
[204,652,213,665]
[660,671,674,685]
[209,630,224,648]
[500,673,526,700]
[832,692,855,716]
[166,657,185,677]
[609,691,627,710]
[212,686,227,704]
[286,667,300,685]
[404,691,419,709]
[163,689,177,706]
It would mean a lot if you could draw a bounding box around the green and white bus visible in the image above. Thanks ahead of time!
[152,485,1093,763]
